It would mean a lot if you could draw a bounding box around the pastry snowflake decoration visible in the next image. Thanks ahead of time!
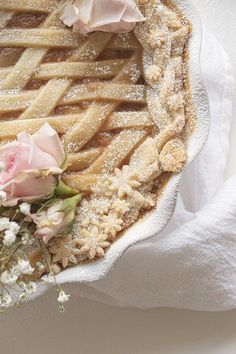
[101,213,123,239]
[0,0,192,312]
[49,235,80,268]
[108,166,141,199]
[78,227,110,260]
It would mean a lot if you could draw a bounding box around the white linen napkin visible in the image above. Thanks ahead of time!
[68,31,236,311]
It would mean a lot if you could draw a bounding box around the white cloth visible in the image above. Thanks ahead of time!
[67,31,236,311]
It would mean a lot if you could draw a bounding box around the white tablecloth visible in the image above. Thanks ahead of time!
[68,31,236,311]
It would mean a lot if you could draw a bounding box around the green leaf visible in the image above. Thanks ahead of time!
[54,180,80,198]
[61,151,69,172]
[60,194,83,214]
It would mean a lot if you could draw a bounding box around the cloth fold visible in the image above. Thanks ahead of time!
[68,31,236,311]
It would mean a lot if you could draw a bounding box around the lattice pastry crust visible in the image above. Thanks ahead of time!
[0,0,194,269]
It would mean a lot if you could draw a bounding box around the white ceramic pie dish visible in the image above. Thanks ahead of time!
[34,0,210,298]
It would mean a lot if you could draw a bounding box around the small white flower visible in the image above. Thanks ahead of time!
[16,259,34,275]
[3,229,16,247]
[19,203,31,215]
[9,221,20,235]
[19,281,37,295]
[0,270,18,285]
[21,232,33,246]
[41,274,55,284]
[27,281,37,294]
[0,293,12,308]
[0,191,7,205]
[57,290,70,304]
[19,292,27,300]
[0,217,11,232]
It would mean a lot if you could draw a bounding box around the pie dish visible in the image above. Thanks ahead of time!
[0,0,209,301]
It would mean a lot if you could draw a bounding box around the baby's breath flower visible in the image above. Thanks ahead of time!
[19,281,37,295]
[0,293,12,309]
[57,290,70,304]
[21,231,33,246]
[41,274,55,284]
[3,229,16,247]
[27,281,37,294]
[0,217,11,232]
[16,259,34,275]
[19,203,31,216]
[0,270,18,285]
[9,222,20,235]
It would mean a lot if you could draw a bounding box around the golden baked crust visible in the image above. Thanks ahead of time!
[0,0,192,267]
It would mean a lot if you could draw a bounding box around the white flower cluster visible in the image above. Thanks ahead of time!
[19,203,31,216]
[1,259,34,285]
[18,281,37,301]
[41,274,55,284]
[0,281,37,310]
[57,290,70,304]
[0,293,12,309]
[0,259,36,310]
[0,217,20,247]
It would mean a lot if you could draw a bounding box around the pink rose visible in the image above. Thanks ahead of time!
[60,0,145,34]
[31,195,82,243]
[0,123,65,206]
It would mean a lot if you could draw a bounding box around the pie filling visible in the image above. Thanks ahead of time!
[0,1,194,274]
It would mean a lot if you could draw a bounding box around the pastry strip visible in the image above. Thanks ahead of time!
[103,112,152,130]
[19,78,72,119]
[84,129,147,174]
[0,112,152,139]
[0,83,145,113]
[68,32,113,62]
[62,174,99,192]
[108,33,140,49]
[155,109,185,151]
[36,59,128,80]
[0,1,65,90]
[0,29,83,48]
[64,52,143,152]
[61,83,146,105]
[0,59,129,81]
[67,148,104,172]
[0,0,58,13]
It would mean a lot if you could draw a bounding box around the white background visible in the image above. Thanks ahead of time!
[1,1,236,353]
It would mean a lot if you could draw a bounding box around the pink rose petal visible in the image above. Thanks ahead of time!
[0,142,29,184]
[0,124,65,205]
[2,171,57,206]
[61,0,145,34]
[32,123,65,167]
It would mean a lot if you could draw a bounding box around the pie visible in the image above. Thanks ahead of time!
[0,0,194,271]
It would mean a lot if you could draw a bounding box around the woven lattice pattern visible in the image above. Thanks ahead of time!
[0,0,192,265]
